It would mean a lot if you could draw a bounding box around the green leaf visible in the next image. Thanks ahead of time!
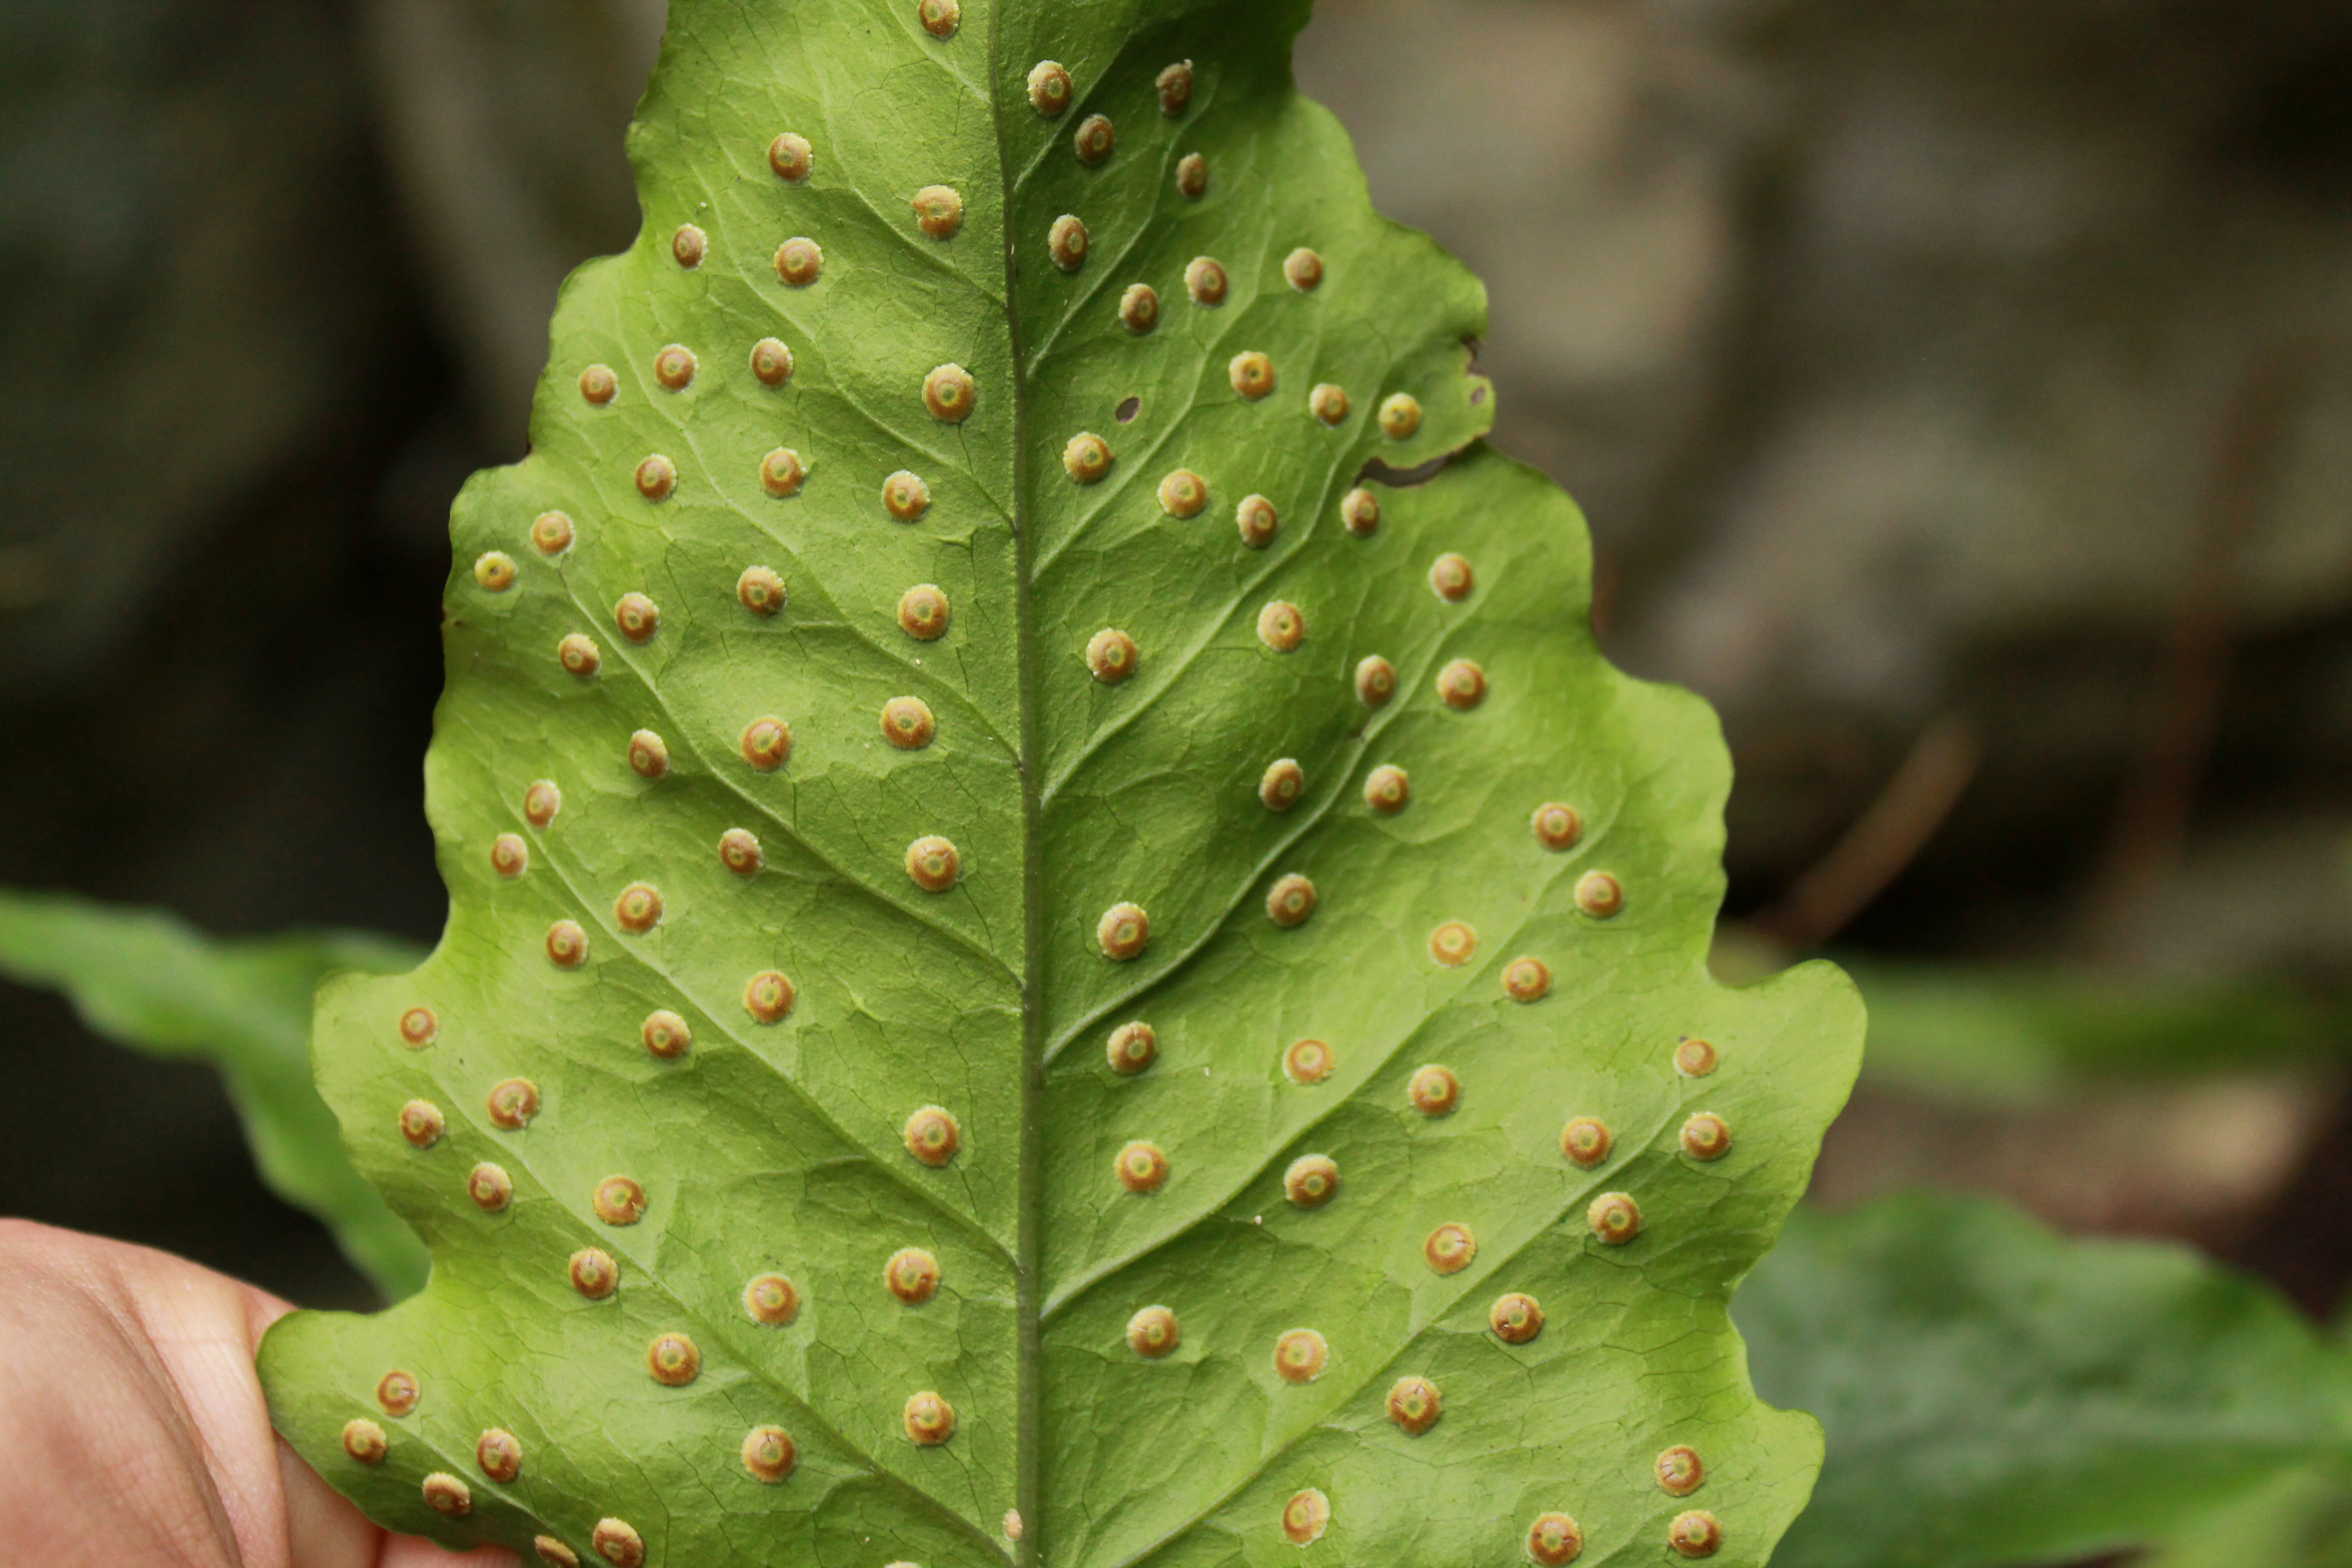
[0,889,429,1299]
[1740,1194,2352,1568]
[258,4,1864,1565]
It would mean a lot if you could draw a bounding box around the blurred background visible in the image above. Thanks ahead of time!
[2,0,2348,1324]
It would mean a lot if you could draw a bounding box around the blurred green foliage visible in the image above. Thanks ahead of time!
[0,891,428,1298]
[1743,1193,2352,1568]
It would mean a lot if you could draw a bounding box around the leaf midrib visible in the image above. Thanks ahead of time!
[992,8,1048,1566]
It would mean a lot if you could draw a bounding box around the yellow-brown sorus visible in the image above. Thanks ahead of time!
[767,132,812,182]
[905,835,960,892]
[1229,351,1274,400]
[1363,764,1410,815]
[1272,1327,1329,1382]
[1429,552,1474,601]
[1386,1375,1442,1435]
[1283,1154,1339,1209]
[742,1425,796,1483]
[1236,493,1278,548]
[1489,1291,1544,1344]
[1259,757,1305,811]
[774,237,822,287]
[1669,1511,1723,1559]
[634,454,677,500]
[613,881,663,934]
[1504,956,1552,1002]
[1575,871,1626,918]
[1309,383,1349,425]
[743,970,796,1023]
[1409,1064,1460,1117]
[1072,113,1114,164]
[531,510,574,554]
[579,364,618,405]
[886,1247,940,1304]
[1284,247,1325,291]
[1379,392,1423,440]
[904,1105,962,1167]
[903,1390,956,1445]
[398,1006,438,1048]
[569,1246,619,1299]
[1106,1021,1157,1075]
[613,592,659,644]
[1257,600,1304,652]
[924,363,976,423]
[474,551,517,591]
[476,1428,522,1483]
[1097,901,1148,959]
[467,1162,512,1212]
[718,827,763,876]
[1049,214,1088,270]
[1265,872,1316,928]
[646,1331,700,1387]
[1532,802,1582,851]
[882,696,937,750]
[592,1518,645,1568]
[652,342,696,391]
[900,583,951,641]
[1126,1305,1179,1358]
[1063,432,1113,483]
[1588,1191,1642,1245]
[1156,59,1194,113]
[398,1099,444,1148]
[883,470,931,520]
[1158,468,1207,517]
[1675,1037,1721,1077]
[738,565,787,617]
[1283,1037,1336,1085]
[1119,283,1159,333]
[760,447,809,497]
[1681,1112,1733,1161]
[558,633,601,679]
[422,1473,472,1518]
[1355,655,1397,709]
[592,1176,647,1226]
[1026,61,1071,116]
[1086,628,1139,683]
[342,1418,388,1463]
[1175,153,1207,198]
[740,716,792,772]
[1527,1513,1584,1566]
[1184,256,1228,304]
[534,1536,579,1568]
[1115,1140,1169,1194]
[917,0,958,36]
[486,1077,540,1130]
[1341,487,1380,537]
[522,778,561,828]
[1427,920,1477,967]
[912,184,963,238]
[1560,1115,1613,1168]
[642,1009,693,1059]
[376,1369,421,1417]
[545,919,590,969]
[1436,657,1488,710]
[1656,1445,1706,1497]
[1282,1489,1330,1545]
[1424,1222,1477,1274]
[750,337,794,386]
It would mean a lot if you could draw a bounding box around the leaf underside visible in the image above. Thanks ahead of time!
[259,3,1864,1566]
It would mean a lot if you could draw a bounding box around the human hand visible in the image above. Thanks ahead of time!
[0,1219,516,1568]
